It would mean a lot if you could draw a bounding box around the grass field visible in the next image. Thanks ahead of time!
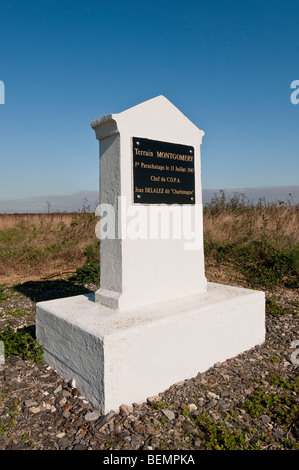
[0,212,99,284]
[0,191,298,292]
[203,192,299,292]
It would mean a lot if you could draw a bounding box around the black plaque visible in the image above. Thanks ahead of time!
[133,137,195,204]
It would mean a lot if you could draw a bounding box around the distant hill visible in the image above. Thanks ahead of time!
[202,186,299,205]
[0,186,298,213]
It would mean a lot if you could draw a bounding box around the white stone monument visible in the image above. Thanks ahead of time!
[36,96,265,415]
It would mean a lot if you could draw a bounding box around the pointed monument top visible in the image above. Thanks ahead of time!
[91,95,204,145]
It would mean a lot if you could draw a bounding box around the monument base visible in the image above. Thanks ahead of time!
[36,282,265,415]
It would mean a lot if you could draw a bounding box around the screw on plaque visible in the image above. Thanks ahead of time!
[137,194,141,199]
[136,141,140,146]
[190,197,194,201]
[189,149,193,154]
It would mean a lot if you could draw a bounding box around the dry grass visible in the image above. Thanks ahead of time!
[204,203,299,250]
[0,193,298,291]
[0,212,98,283]
[203,192,299,291]
[0,212,83,231]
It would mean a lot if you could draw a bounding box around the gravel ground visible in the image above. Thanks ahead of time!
[0,280,298,451]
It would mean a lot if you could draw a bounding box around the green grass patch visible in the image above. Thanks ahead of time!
[242,379,298,431]
[266,298,293,317]
[264,355,279,364]
[269,374,299,392]
[4,309,30,317]
[192,413,257,450]
[241,242,299,288]
[0,284,8,302]
[70,241,100,284]
[179,376,299,450]
[0,326,43,363]
[0,227,28,244]
[204,240,299,289]
[153,401,168,410]
[0,393,20,436]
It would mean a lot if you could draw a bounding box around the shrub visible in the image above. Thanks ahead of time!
[242,381,298,430]
[193,413,252,450]
[204,240,299,288]
[0,284,8,302]
[266,298,293,317]
[240,242,299,288]
[0,326,43,363]
[71,241,100,284]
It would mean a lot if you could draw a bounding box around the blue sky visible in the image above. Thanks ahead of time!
[0,0,298,210]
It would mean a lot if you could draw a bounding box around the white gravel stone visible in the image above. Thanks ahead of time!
[162,409,175,421]
[85,410,101,421]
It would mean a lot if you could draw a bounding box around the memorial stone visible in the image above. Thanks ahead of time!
[36,96,265,414]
